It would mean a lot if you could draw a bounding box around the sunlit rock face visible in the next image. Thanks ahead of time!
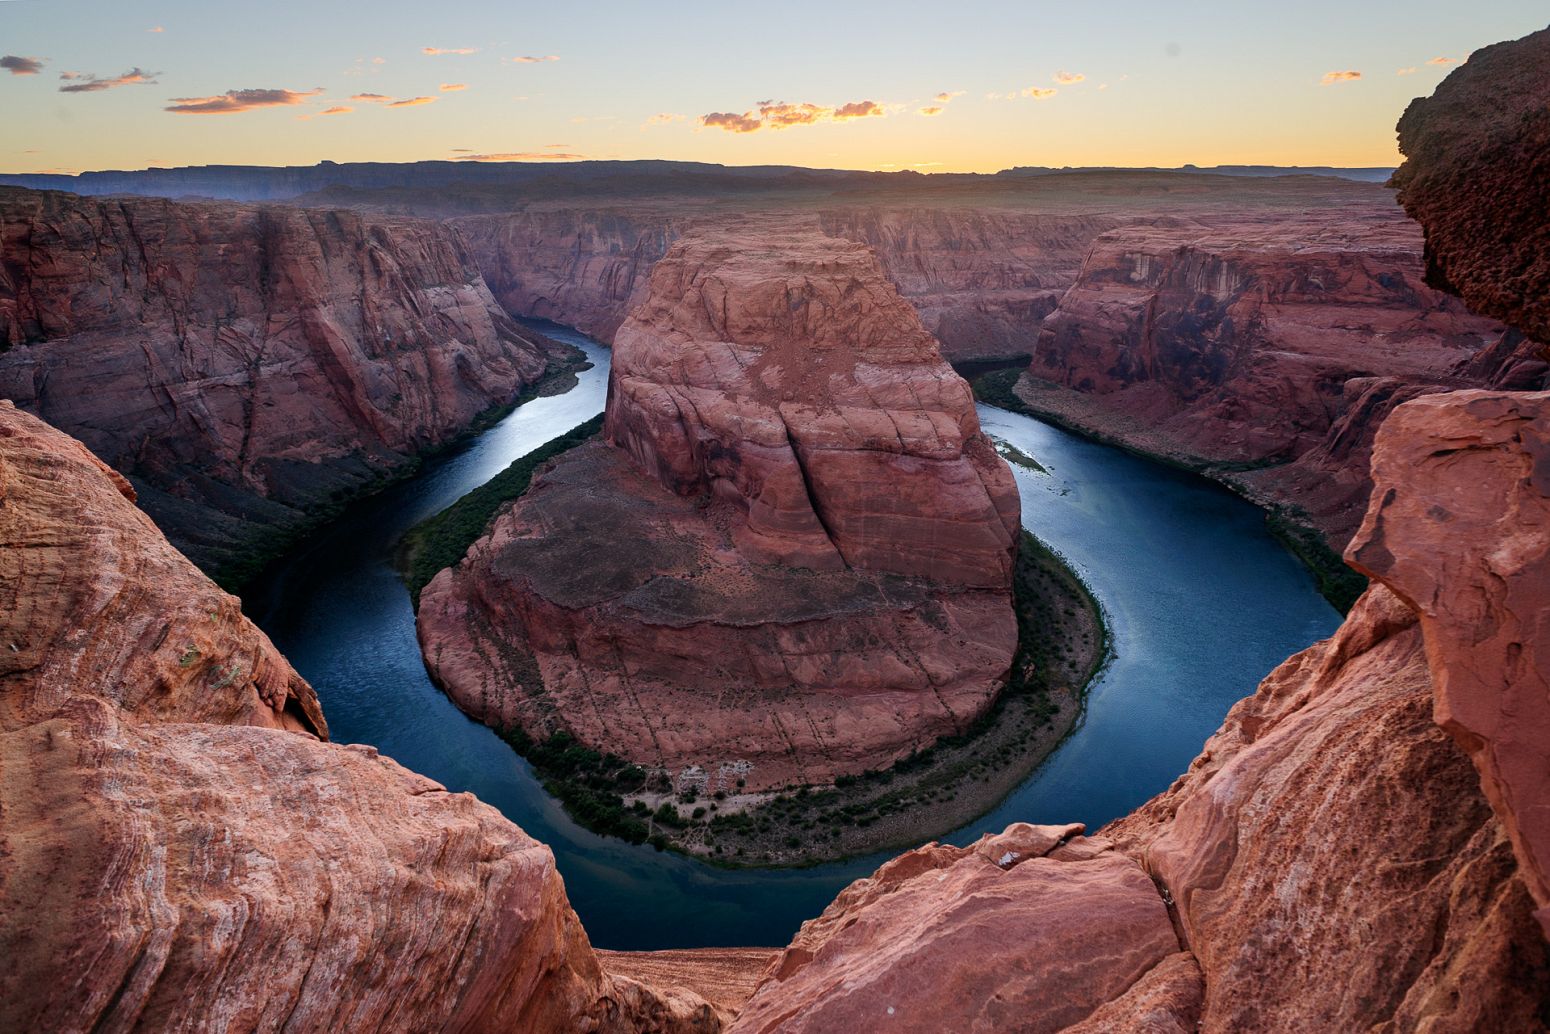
[418,230,1021,792]
[0,186,565,582]
[0,402,724,1034]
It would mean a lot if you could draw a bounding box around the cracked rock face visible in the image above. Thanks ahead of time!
[417,231,1020,792]
[0,186,561,583]
[0,402,723,1034]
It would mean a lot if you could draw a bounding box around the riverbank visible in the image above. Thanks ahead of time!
[971,368,1368,613]
[216,342,591,593]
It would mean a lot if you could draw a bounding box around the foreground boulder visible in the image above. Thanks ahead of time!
[418,230,1020,792]
[735,391,1550,1031]
[0,402,723,1033]
[0,187,570,584]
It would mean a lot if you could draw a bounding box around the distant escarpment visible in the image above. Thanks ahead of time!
[0,186,571,586]
[732,389,1550,1033]
[1393,25,1550,344]
[1010,214,1538,557]
[418,230,1021,797]
[0,401,733,1033]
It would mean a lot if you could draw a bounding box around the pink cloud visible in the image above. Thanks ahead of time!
[700,98,885,133]
[1021,87,1058,99]
[1,55,44,76]
[452,151,586,162]
[440,82,468,91]
[507,55,559,64]
[1053,70,1086,85]
[918,105,943,116]
[165,87,322,114]
[1427,56,1457,66]
[1320,70,1362,85]
[59,67,158,92]
[387,95,436,107]
[423,47,478,56]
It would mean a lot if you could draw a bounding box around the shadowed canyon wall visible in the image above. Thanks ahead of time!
[0,187,568,585]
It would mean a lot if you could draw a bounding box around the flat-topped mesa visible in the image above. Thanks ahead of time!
[606,230,1020,586]
[418,231,1022,793]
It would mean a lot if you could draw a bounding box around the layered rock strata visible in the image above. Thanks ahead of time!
[0,401,724,1033]
[418,231,1020,792]
[0,187,567,583]
[1019,215,1532,545]
[735,391,1550,1032]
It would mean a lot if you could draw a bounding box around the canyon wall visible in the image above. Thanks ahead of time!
[417,230,1021,795]
[0,400,730,1033]
[0,187,567,585]
[1016,214,1535,547]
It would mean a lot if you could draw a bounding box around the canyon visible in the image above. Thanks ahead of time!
[417,231,1022,797]
[2,23,1548,1032]
[0,188,570,586]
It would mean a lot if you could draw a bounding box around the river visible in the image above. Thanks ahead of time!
[244,321,1341,950]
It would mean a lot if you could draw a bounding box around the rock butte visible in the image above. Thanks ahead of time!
[418,230,1020,792]
[0,187,569,583]
[0,400,761,1033]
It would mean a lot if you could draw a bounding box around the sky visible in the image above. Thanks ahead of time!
[1,1,1545,175]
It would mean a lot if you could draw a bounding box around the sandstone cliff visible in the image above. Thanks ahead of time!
[417,230,1020,794]
[733,392,1550,1032]
[0,401,726,1033]
[1018,214,1532,546]
[0,187,567,585]
[1393,25,1550,345]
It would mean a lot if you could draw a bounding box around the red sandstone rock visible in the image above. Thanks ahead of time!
[729,829,1190,1033]
[0,403,721,1033]
[1024,216,1526,545]
[1393,27,1550,345]
[1348,390,1550,936]
[0,187,565,582]
[418,231,1021,793]
[607,230,1020,585]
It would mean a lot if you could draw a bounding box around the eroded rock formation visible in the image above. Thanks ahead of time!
[0,187,569,584]
[735,392,1550,1031]
[1393,26,1550,344]
[1018,215,1531,544]
[0,401,725,1033]
[418,230,1020,792]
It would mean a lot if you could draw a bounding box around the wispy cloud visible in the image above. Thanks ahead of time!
[934,90,965,103]
[1320,70,1362,85]
[424,46,478,56]
[1427,56,1457,66]
[700,98,885,133]
[440,82,468,91]
[1053,70,1086,85]
[350,92,392,103]
[918,105,943,116]
[1021,86,1058,99]
[1,55,44,76]
[387,95,436,107]
[507,55,559,64]
[321,106,352,115]
[1397,67,1418,76]
[147,26,164,33]
[59,68,158,93]
[643,112,686,127]
[165,87,322,114]
[452,151,586,162]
